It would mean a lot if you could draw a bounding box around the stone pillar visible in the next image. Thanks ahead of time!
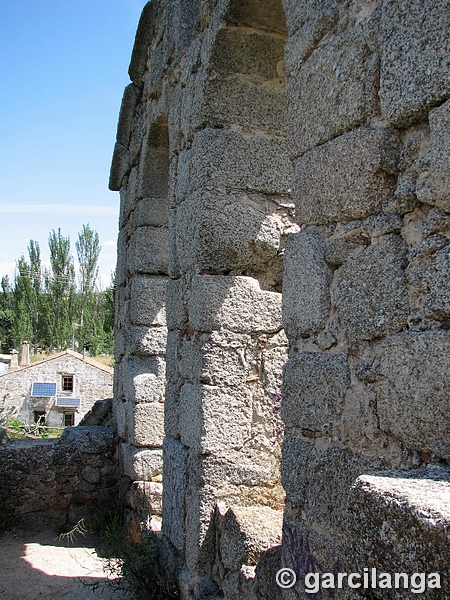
[20,341,30,367]
[9,349,18,372]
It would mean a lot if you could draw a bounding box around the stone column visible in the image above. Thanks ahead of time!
[20,341,30,367]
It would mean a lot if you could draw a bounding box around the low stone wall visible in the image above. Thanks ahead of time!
[0,426,119,532]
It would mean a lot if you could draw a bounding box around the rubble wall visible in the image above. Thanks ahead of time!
[110,0,450,598]
[0,427,119,532]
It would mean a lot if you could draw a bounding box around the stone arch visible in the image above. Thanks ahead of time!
[111,0,292,595]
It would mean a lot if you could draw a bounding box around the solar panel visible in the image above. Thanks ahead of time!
[31,382,57,397]
[55,398,81,407]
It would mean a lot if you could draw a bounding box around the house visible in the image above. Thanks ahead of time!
[0,350,113,427]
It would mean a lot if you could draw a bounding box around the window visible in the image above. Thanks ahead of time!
[64,413,75,427]
[62,376,74,392]
[34,411,46,424]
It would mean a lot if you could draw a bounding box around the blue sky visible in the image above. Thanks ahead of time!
[0,0,147,287]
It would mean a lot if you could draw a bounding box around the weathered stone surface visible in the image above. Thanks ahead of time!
[129,226,169,275]
[335,234,409,343]
[201,75,287,134]
[224,0,287,35]
[208,27,285,80]
[164,384,180,439]
[361,212,403,239]
[304,447,375,537]
[324,231,369,266]
[188,275,282,334]
[116,84,141,148]
[416,100,450,211]
[128,1,157,86]
[129,481,163,515]
[254,545,282,600]
[179,383,252,453]
[0,427,8,445]
[348,467,450,597]
[109,142,130,191]
[292,127,399,224]
[115,227,128,286]
[176,128,291,202]
[60,426,114,455]
[282,0,338,37]
[375,331,450,461]
[165,330,181,387]
[179,330,259,387]
[79,398,112,427]
[130,275,168,326]
[134,196,169,228]
[281,434,314,504]
[0,431,119,531]
[406,236,449,325]
[282,353,350,434]
[121,444,163,481]
[282,231,331,338]
[176,190,281,273]
[287,29,377,157]
[378,0,450,126]
[166,278,188,330]
[218,505,283,570]
[421,207,450,239]
[110,1,450,594]
[162,438,189,552]
[127,326,168,356]
[423,245,450,321]
[121,355,166,403]
[137,125,169,200]
[131,403,165,447]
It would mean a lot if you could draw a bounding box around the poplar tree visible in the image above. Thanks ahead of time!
[75,223,101,349]
[45,228,76,351]
[0,276,13,352]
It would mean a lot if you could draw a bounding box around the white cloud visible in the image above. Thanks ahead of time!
[0,261,16,280]
[0,204,118,216]
[103,239,117,247]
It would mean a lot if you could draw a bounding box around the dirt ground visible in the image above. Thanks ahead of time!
[0,529,128,599]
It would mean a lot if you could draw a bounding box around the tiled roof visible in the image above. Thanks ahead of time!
[12,349,114,374]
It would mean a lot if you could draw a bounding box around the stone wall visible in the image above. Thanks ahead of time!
[0,427,119,532]
[280,1,450,597]
[110,1,450,598]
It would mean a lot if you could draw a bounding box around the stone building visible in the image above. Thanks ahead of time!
[0,350,113,428]
[110,0,450,598]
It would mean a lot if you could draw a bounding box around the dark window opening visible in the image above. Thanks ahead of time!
[64,413,75,427]
[62,376,74,392]
[34,411,46,424]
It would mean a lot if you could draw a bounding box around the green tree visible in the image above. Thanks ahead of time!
[0,276,14,352]
[45,228,76,351]
[12,256,34,348]
[74,224,101,352]
[26,241,42,353]
[76,224,101,322]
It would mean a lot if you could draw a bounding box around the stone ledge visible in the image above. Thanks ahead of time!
[347,466,450,596]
